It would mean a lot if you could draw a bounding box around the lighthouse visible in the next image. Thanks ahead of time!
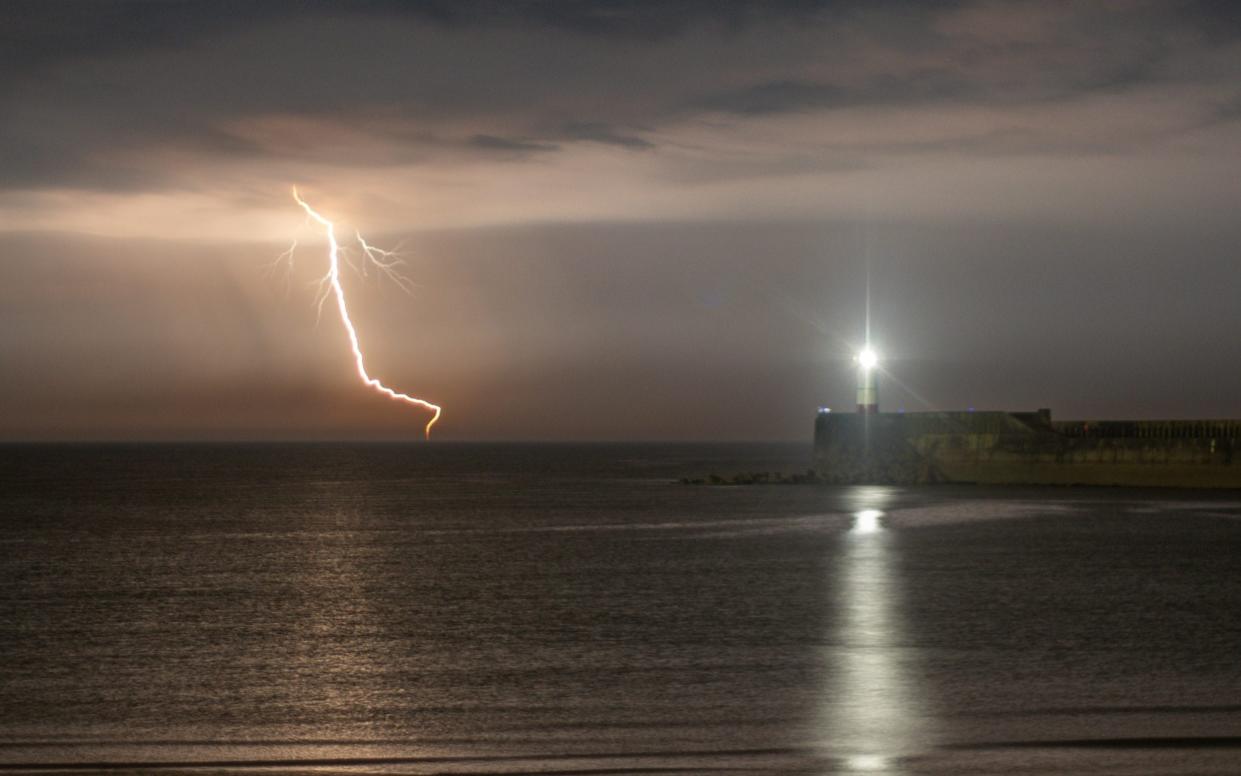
[856,346,879,414]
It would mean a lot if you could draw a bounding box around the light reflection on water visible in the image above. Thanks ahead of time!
[820,489,931,774]
[4,447,1241,774]
[853,509,883,534]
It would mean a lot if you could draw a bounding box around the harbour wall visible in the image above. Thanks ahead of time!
[813,410,1241,488]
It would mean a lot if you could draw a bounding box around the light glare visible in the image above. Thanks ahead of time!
[858,346,879,370]
[853,509,883,533]
[846,754,892,771]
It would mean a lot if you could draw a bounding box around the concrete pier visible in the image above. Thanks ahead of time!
[814,409,1241,488]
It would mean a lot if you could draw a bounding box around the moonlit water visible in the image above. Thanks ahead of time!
[2,444,1241,774]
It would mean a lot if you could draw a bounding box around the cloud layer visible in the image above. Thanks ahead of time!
[3,2,1241,440]
[2,1,1239,236]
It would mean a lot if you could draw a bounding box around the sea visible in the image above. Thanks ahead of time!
[0,443,1239,775]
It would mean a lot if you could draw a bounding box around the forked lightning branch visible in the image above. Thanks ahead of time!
[278,188,441,438]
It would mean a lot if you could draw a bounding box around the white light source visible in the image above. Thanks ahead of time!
[857,346,878,371]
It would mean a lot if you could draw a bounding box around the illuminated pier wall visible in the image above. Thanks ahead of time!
[813,410,1241,488]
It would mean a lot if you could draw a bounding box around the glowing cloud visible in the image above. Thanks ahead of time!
[288,187,441,438]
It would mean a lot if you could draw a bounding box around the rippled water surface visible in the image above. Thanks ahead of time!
[1,443,1240,774]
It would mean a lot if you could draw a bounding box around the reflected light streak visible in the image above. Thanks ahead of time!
[291,188,441,438]
[854,509,883,534]
[847,754,893,771]
[820,496,930,774]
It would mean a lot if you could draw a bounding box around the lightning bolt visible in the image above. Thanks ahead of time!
[289,187,442,438]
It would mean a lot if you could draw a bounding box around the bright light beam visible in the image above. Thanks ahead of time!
[291,187,441,438]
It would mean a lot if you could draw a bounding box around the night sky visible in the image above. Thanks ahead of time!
[3,1,1240,441]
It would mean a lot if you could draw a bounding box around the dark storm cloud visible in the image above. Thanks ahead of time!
[467,134,560,153]
[389,0,853,38]
[3,0,1239,195]
[694,73,970,116]
[559,122,654,150]
[0,0,844,78]
[692,64,1182,118]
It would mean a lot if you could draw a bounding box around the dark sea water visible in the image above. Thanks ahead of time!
[1,443,1240,775]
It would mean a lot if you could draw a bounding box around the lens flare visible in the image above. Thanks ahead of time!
[288,187,441,438]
